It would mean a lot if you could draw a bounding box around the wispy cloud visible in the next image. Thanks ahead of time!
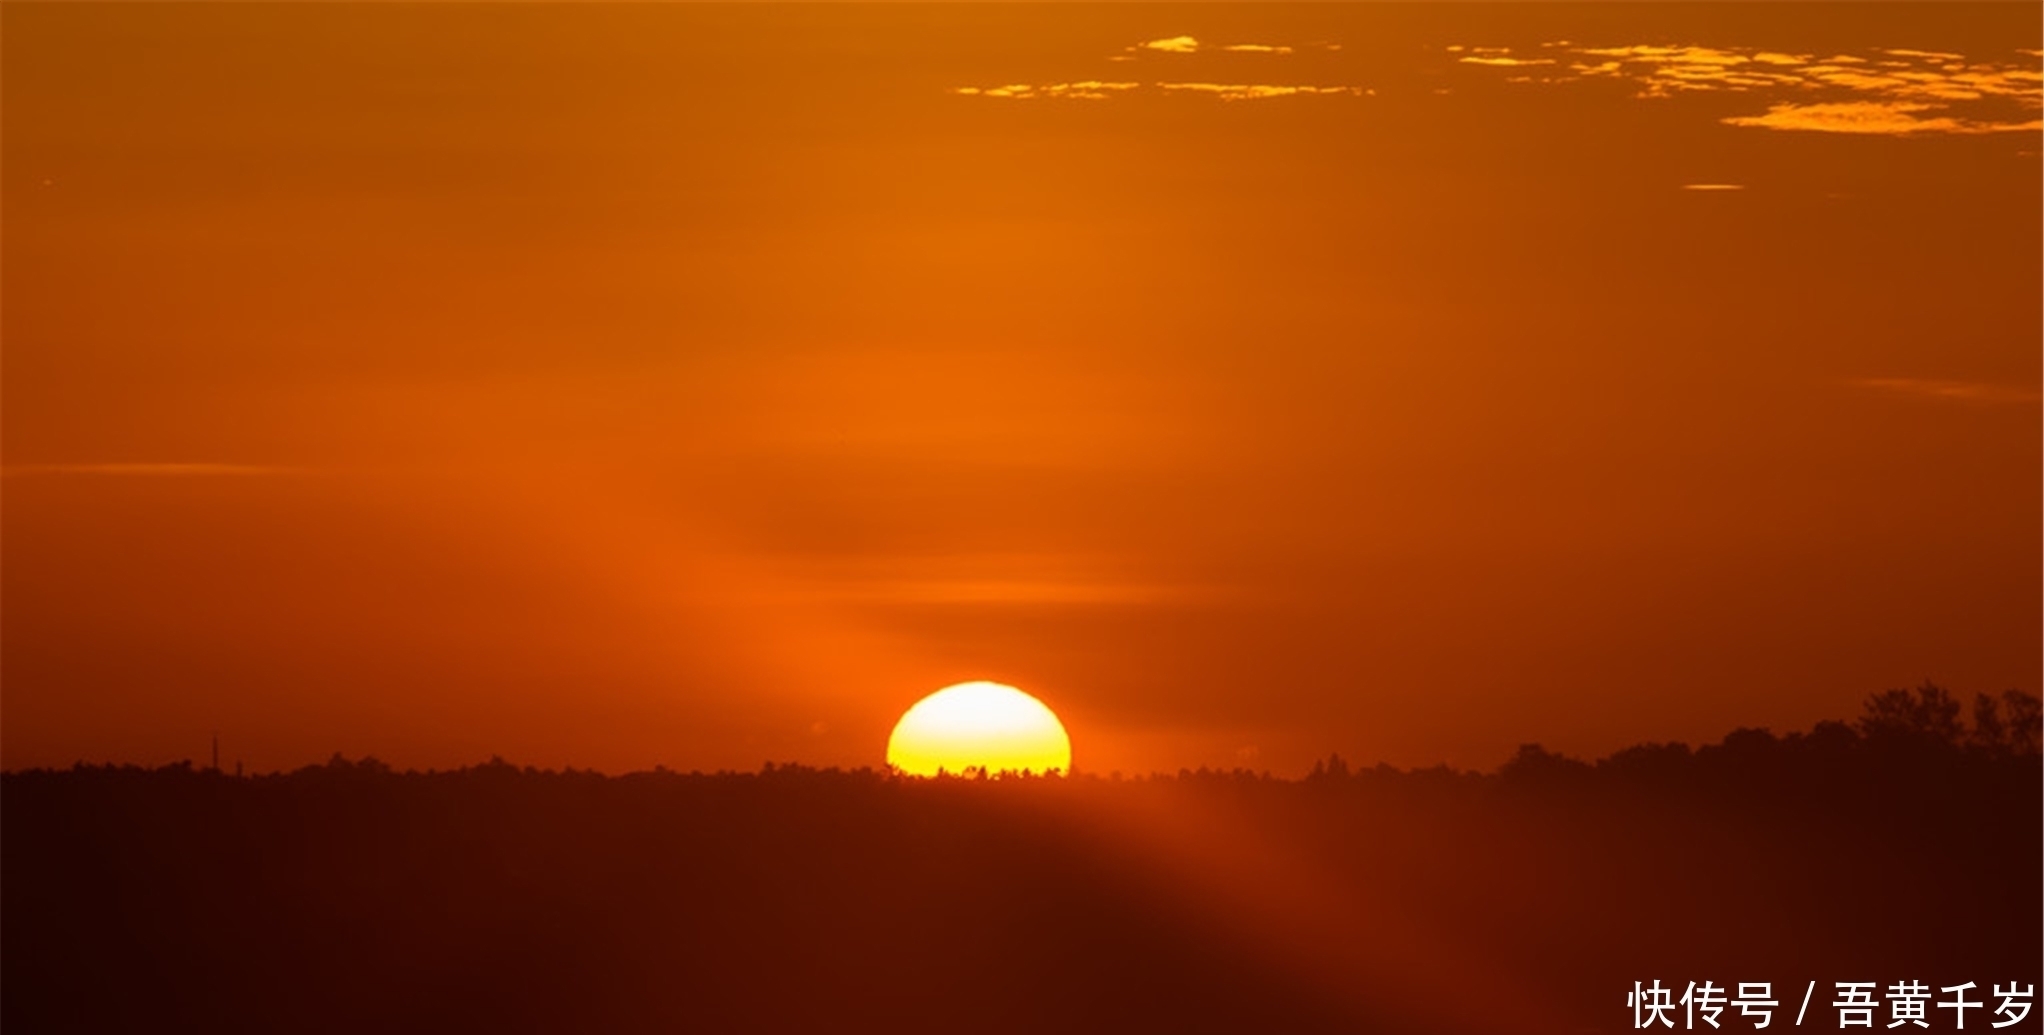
[1722,101,2038,135]
[1882,48,1966,62]
[1458,56,1554,68]
[1126,36,1316,58]
[1139,35,1203,55]
[953,80,1372,103]
[1,462,299,478]
[961,34,1358,103]
[1450,41,2043,136]
[1849,378,2042,404]
[803,579,1176,606]
[758,554,1214,608]
[950,81,1139,101]
[1681,183,1745,191]
[1157,82,1371,101]
[1573,44,1757,72]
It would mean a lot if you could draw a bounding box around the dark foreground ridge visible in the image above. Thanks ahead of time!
[6,686,2039,1035]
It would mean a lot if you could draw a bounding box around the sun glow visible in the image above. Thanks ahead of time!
[886,682,1072,776]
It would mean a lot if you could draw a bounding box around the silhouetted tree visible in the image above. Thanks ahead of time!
[1998,689,2043,756]
[1972,692,2007,753]
[1496,743,1591,785]
[1306,753,1351,781]
[1858,682,1965,746]
[1598,741,1692,782]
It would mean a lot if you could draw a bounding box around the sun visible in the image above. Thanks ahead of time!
[886,682,1072,777]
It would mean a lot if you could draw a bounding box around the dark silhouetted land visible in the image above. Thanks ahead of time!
[5,686,2038,1035]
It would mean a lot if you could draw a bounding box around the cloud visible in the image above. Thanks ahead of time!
[1157,82,1371,101]
[1,463,297,478]
[1721,101,2038,135]
[1849,378,2042,404]
[1451,41,2042,136]
[819,579,1176,606]
[952,81,1372,103]
[956,34,1362,105]
[1680,183,1745,191]
[1574,44,1758,68]
[763,554,1213,607]
[1139,35,1202,55]
[1125,36,1312,58]
[951,81,1140,101]
[1883,48,1966,62]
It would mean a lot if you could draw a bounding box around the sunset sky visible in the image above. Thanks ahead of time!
[5,3,2038,777]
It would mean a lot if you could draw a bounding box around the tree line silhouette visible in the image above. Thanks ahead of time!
[5,684,2037,1035]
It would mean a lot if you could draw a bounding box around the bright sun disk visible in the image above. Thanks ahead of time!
[886,681,1072,777]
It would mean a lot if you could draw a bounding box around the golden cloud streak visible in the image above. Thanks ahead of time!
[1451,40,2042,136]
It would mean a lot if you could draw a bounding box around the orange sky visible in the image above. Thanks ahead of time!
[5,4,2039,776]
